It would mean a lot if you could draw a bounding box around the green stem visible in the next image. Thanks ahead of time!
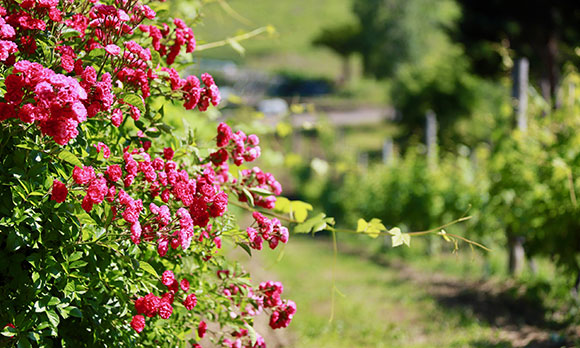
[329,228,338,323]
[196,26,271,52]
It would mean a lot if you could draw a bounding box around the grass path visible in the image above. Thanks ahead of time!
[233,237,574,348]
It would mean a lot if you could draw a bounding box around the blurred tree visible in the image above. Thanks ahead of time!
[353,0,459,79]
[312,23,361,86]
[456,0,580,106]
[352,0,483,142]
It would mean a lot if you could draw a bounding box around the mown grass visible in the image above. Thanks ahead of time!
[235,236,519,348]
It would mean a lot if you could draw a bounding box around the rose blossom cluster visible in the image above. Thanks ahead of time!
[89,4,138,45]
[71,164,109,212]
[219,279,295,344]
[116,40,154,99]
[0,60,88,144]
[162,69,221,111]
[68,143,228,257]
[221,331,266,348]
[1,0,61,62]
[45,112,294,346]
[139,17,196,65]
[209,123,282,209]
[212,123,261,166]
[0,7,17,62]
[256,281,296,330]
[79,66,116,119]
[50,179,68,203]
[195,272,293,348]
[0,0,220,144]
[246,212,289,250]
[235,167,282,209]
[131,270,196,333]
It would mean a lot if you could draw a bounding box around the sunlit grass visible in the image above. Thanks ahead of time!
[195,0,355,77]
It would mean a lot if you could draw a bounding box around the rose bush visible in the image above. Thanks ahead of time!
[0,0,295,346]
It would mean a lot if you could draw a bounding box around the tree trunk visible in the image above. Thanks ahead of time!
[539,31,560,109]
[337,55,352,87]
[528,257,538,275]
[508,234,526,275]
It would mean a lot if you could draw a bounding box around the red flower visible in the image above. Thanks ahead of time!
[81,195,93,213]
[268,300,296,329]
[209,148,228,166]
[163,147,174,160]
[161,270,175,286]
[86,177,107,204]
[51,179,68,203]
[158,302,173,319]
[216,122,232,147]
[197,320,207,338]
[72,166,95,185]
[135,293,160,318]
[130,315,145,333]
[95,142,110,159]
[105,165,122,182]
[209,191,228,217]
[184,293,197,310]
[180,279,190,292]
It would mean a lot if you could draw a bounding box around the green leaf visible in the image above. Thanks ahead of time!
[356,219,368,233]
[244,324,258,346]
[60,306,82,319]
[294,213,328,234]
[134,120,147,131]
[274,197,291,213]
[390,227,411,247]
[46,310,60,328]
[290,201,313,223]
[93,228,106,240]
[68,251,83,262]
[150,49,161,67]
[67,307,82,318]
[76,211,96,226]
[248,187,273,196]
[139,261,159,278]
[87,48,105,58]
[241,187,255,207]
[17,337,32,348]
[157,123,173,134]
[237,242,252,257]
[69,261,88,269]
[81,228,91,242]
[58,150,83,167]
[16,143,37,151]
[357,218,386,238]
[1,326,16,337]
[123,94,145,115]
[60,27,81,39]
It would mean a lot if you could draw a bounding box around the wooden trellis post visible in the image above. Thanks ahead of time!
[426,110,437,167]
[512,58,529,131]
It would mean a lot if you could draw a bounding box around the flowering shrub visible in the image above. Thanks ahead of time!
[0,0,295,346]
